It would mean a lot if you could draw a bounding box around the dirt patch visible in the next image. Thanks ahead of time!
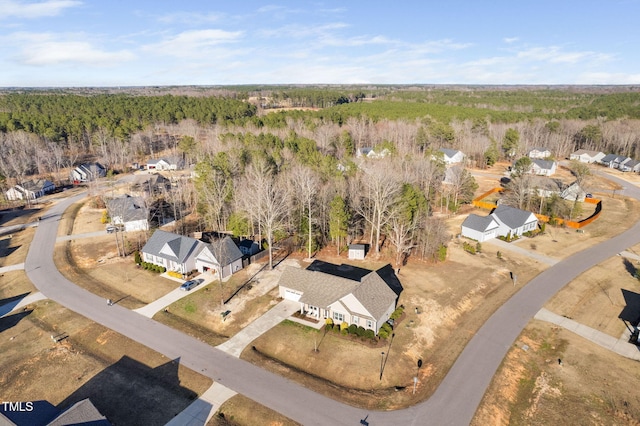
[210,394,301,426]
[473,321,640,425]
[0,300,211,426]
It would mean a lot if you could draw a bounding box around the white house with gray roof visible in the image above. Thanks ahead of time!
[569,149,605,164]
[141,230,202,274]
[530,159,557,176]
[107,195,149,232]
[438,148,465,165]
[195,236,243,278]
[278,262,401,333]
[461,205,538,242]
[461,215,500,242]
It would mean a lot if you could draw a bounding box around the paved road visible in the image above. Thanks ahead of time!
[23,174,640,425]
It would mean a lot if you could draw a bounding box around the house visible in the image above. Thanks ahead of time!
[146,156,183,171]
[560,182,587,202]
[278,260,402,333]
[614,156,633,170]
[195,236,244,278]
[130,173,170,197]
[238,239,260,256]
[140,230,202,274]
[356,147,390,159]
[438,148,465,165]
[461,215,500,242]
[600,154,618,168]
[5,179,55,201]
[527,147,551,159]
[621,159,640,173]
[491,205,538,237]
[348,244,366,260]
[569,149,605,164]
[106,195,149,232]
[530,159,557,176]
[70,163,106,183]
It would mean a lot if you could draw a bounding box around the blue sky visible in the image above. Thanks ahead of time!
[1,0,639,87]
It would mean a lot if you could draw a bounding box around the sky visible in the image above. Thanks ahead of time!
[1,0,639,87]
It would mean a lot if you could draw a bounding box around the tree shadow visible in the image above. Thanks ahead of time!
[0,292,31,317]
[622,257,637,278]
[0,207,40,226]
[0,309,33,334]
[57,355,204,426]
[0,237,20,258]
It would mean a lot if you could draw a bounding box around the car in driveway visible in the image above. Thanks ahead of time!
[106,225,117,234]
[180,280,199,291]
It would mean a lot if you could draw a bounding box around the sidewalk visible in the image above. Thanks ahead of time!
[0,263,25,273]
[165,382,237,426]
[534,308,640,361]
[216,299,300,357]
[486,238,559,266]
[134,272,225,318]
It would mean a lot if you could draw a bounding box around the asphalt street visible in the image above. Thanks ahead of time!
[22,174,640,425]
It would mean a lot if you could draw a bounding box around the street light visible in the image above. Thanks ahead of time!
[379,351,385,380]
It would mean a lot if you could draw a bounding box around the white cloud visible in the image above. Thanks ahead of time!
[9,32,134,66]
[156,11,224,25]
[503,37,519,44]
[0,0,81,19]
[516,46,612,64]
[142,29,244,58]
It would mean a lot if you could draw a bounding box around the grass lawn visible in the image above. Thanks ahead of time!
[0,270,37,300]
[0,299,212,426]
[0,227,36,267]
[209,394,301,426]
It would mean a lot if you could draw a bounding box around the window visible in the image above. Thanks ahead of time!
[333,312,344,323]
[366,320,373,329]
[352,315,359,325]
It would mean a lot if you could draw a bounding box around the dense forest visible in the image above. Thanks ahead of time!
[1,86,639,265]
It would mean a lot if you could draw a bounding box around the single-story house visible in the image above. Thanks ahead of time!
[5,179,55,201]
[491,204,539,237]
[130,173,170,197]
[620,159,640,173]
[278,260,402,334]
[71,163,106,183]
[146,156,183,171]
[238,239,260,256]
[569,149,605,164]
[356,147,390,159]
[107,195,149,232]
[527,147,551,159]
[141,230,202,274]
[439,148,465,165]
[348,244,366,260]
[461,215,500,242]
[600,154,617,168]
[531,159,557,176]
[195,236,244,278]
[560,182,587,202]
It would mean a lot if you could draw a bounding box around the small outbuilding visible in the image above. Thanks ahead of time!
[348,244,366,260]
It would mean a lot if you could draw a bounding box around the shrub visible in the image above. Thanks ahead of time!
[325,318,334,326]
[380,322,392,335]
[340,321,349,331]
[167,270,182,279]
[348,324,357,334]
[340,328,349,336]
[356,326,366,337]
[378,328,390,339]
[437,244,447,262]
[100,210,110,224]
[324,323,333,332]
[497,251,502,260]
[463,241,476,255]
[365,329,375,340]
[475,242,482,253]
[390,306,404,320]
[134,251,141,265]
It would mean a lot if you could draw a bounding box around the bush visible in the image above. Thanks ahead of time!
[348,324,357,334]
[356,326,366,337]
[463,241,476,255]
[100,210,110,224]
[134,251,141,265]
[378,328,390,339]
[324,323,333,332]
[475,242,482,253]
[325,318,333,326]
[340,321,349,331]
[389,306,404,320]
[497,251,502,260]
[437,244,447,262]
[365,329,375,340]
[380,322,392,335]
[167,270,182,279]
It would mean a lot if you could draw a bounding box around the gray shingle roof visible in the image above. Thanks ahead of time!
[461,214,499,232]
[353,272,398,319]
[141,230,201,263]
[201,236,243,265]
[601,154,617,163]
[107,195,148,222]
[491,205,537,229]
[532,159,555,170]
[47,398,110,426]
[439,148,460,158]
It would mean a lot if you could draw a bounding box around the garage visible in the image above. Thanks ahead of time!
[283,289,302,301]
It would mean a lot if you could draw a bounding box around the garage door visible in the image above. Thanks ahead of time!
[284,289,302,301]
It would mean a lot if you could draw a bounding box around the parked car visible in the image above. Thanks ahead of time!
[106,225,117,234]
[180,280,199,291]
[585,193,593,198]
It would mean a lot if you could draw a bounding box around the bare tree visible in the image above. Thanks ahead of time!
[290,165,319,260]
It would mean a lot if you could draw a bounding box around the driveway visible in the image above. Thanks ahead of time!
[22,176,640,425]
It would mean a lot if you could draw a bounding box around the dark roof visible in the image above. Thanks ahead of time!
[461,214,499,232]
[375,264,403,296]
[532,159,555,170]
[349,244,365,250]
[238,239,256,248]
[601,153,617,163]
[306,260,371,281]
[0,399,110,426]
[439,148,461,158]
[0,400,59,426]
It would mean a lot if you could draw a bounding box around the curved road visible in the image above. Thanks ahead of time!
[24,176,640,425]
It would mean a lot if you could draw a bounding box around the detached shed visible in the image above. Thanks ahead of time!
[348,244,366,260]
